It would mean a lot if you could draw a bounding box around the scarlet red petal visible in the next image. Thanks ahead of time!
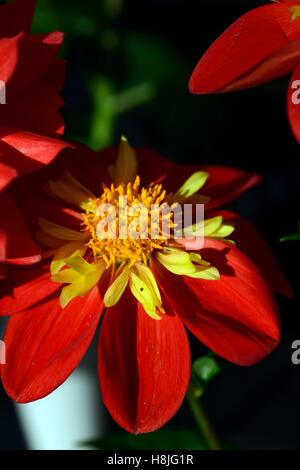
[0,107,65,138]
[0,0,37,38]
[0,192,40,266]
[0,227,7,279]
[214,209,293,298]
[152,238,281,366]
[136,147,177,185]
[52,143,113,194]
[0,263,59,315]
[0,34,21,85]
[1,287,103,402]
[98,288,190,434]
[41,58,66,94]
[7,31,64,98]
[10,82,64,112]
[20,197,83,234]
[287,61,300,144]
[0,128,71,190]
[163,164,261,210]
[189,3,300,94]
[95,145,177,186]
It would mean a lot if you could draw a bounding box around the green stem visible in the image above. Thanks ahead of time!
[186,383,222,450]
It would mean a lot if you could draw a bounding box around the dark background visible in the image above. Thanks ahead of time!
[1,0,300,449]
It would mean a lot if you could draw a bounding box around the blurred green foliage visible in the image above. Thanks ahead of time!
[191,352,228,396]
[30,0,227,157]
[280,222,300,242]
[84,426,209,450]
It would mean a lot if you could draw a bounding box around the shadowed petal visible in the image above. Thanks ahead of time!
[0,263,59,315]
[0,0,37,38]
[163,164,261,210]
[213,209,293,298]
[152,238,281,366]
[0,192,40,266]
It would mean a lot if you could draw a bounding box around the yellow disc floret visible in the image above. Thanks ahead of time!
[39,136,235,318]
[81,175,176,268]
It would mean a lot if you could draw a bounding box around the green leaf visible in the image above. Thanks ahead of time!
[280,222,300,241]
[83,427,209,450]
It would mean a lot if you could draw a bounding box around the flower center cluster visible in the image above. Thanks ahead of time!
[81,175,176,267]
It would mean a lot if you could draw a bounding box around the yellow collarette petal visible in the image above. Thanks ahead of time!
[113,136,137,184]
[289,6,300,22]
[129,264,164,320]
[44,172,94,209]
[184,215,235,243]
[211,224,235,238]
[39,218,87,241]
[156,248,220,280]
[36,230,66,249]
[184,216,222,238]
[59,268,102,309]
[171,171,209,204]
[52,255,106,309]
[104,263,130,308]
[50,241,87,275]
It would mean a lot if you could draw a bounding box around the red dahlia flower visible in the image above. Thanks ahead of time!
[0,0,70,278]
[0,137,292,433]
[189,0,300,144]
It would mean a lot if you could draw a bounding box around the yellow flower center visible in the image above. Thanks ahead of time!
[81,175,176,268]
[39,137,235,317]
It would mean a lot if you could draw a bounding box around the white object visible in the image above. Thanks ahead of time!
[15,367,104,450]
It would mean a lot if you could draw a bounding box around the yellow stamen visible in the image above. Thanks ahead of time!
[81,175,174,268]
[37,136,233,319]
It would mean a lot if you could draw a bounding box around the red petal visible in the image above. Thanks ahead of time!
[0,34,21,85]
[0,107,65,138]
[41,58,66,94]
[11,82,64,112]
[163,164,261,210]
[20,198,83,234]
[0,192,40,265]
[0,263,59,315]
[0,128,71,190]
[53,143,113,194]
[0,227,7,279]
[136,147,177,185]
[215,209,293,298]
[1,287,103,402]
[189,3,300,94]
[96,145,177,186]
[0,0,37,38]
[287,61,300,144]
[152,238,281,366]
[98,288,190,434]
[7,31,64,98]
